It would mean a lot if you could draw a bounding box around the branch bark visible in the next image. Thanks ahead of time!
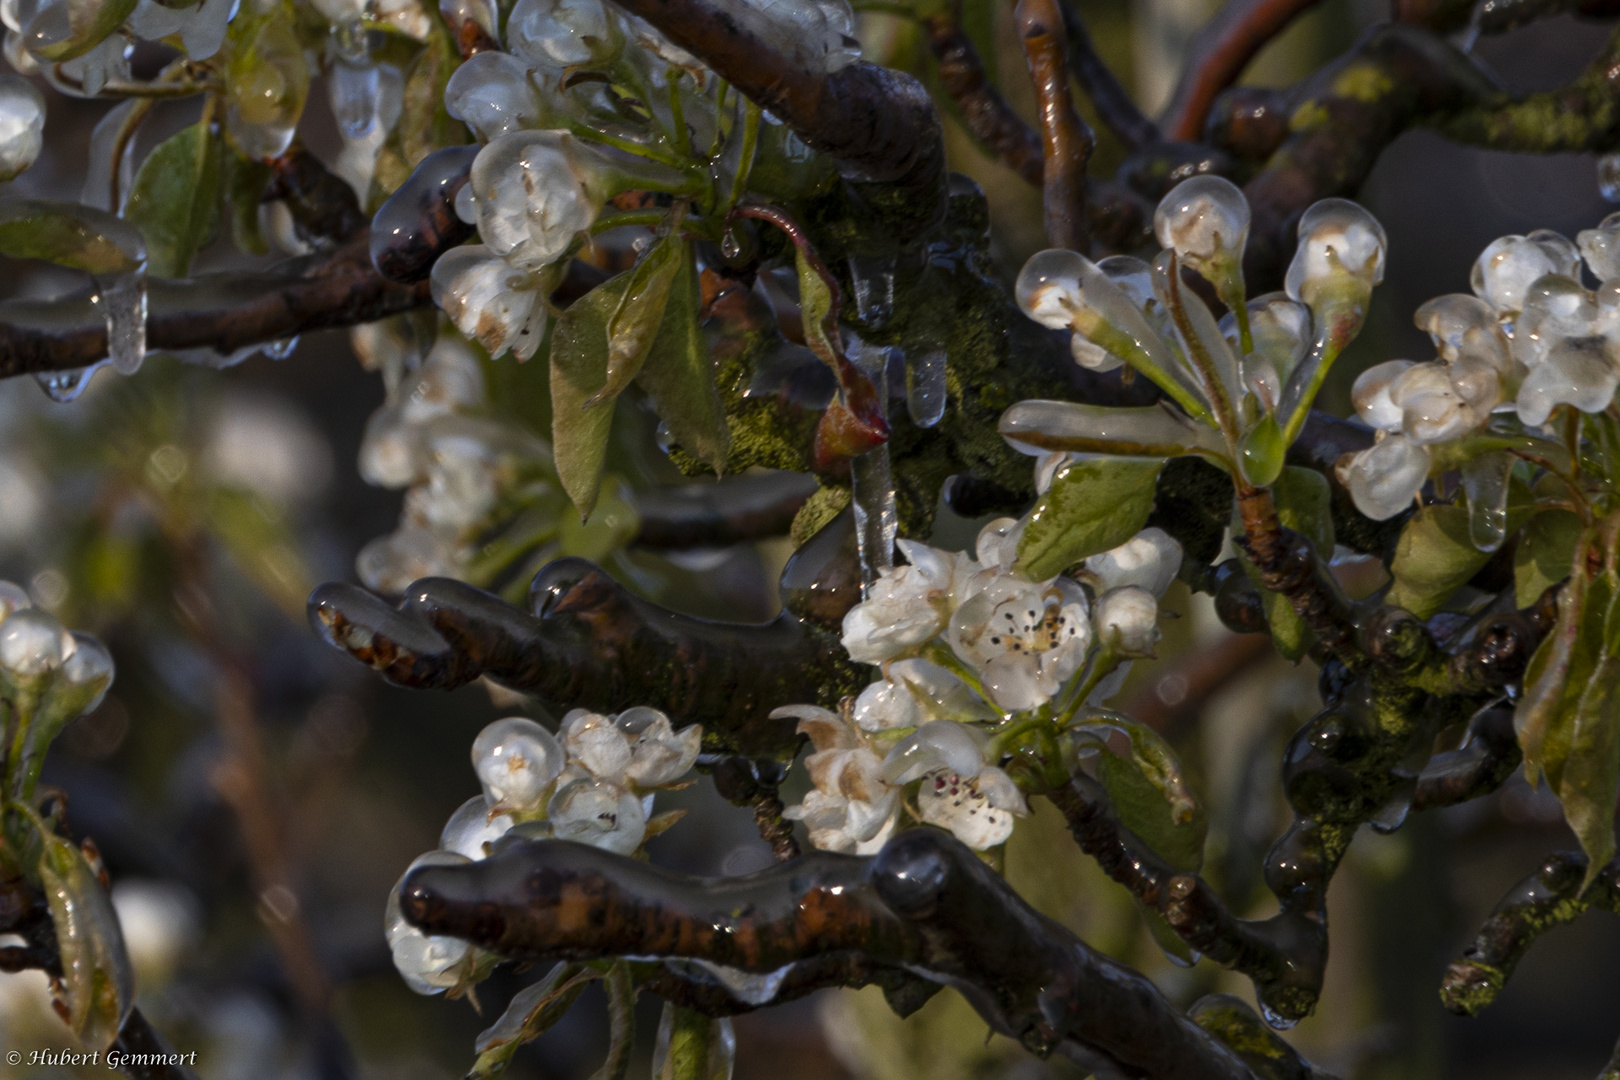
[923,8,1045,186]
[1017,0,1095,252]
[1160,0,1326,143]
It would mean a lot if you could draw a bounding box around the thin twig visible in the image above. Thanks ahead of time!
[1055,0,1160,150]
[1016,0,1094,252]
[923,8,1045,186]
[1159,0,1325,142]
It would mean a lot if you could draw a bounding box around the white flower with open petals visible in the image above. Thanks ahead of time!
[840,540,973,664]
[882,721,1027,850]
[948,574,1090,712]
[776,706,899,854]
[559,706,702,788]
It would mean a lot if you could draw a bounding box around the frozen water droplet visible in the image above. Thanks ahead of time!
[1368,781,1414,834]
[34,362,102,403]
[330,17,368,63]
[1599,151,1620,203]
[1259,1002,1299,1030]
[720,228,741,260]
[847,253,894,329]
[1462,450,1513,552]
[261,336,300,361]
[851,442,896,588]
[655,420,674,453]
[1161,943,1201,968]
[98,272,146,376]
[905,348,946,428]
[329,57,380,140]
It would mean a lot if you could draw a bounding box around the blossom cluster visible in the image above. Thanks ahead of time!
[1343,214,1620,520]
[779,519,1181,853]
[432,0,857,357]
[386,707,700,993]
[352,328,553,594]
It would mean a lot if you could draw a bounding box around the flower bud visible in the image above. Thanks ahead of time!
[439,795,514,860]
[1094,585,1160,657]
[385,851,473,995]
[0,607,71,676]
[1347,434,1429,521]
[0,73,43,181]
[1578,211,1620,283]
[1351,359,1414,432]
[1086,528,1182,598]
[443,51,543,142]
[1015,248,1087,330]
[1470,230,1580,316]
[1153,175,1249,270]
[471,716,564,812]
[547,775,646,853]
[506,0,620,68]
[1284,197,1387,310]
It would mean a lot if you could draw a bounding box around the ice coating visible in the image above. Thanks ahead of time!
[1284,197,1388,305]
[444,50,542,141]
[1015,247,1087,330]
[472,716,565,811]
[1470,230,1580,316]
[506,0,618,67]
[1578,212,1620,282]
[470,129,599,272]
[1346,434,1429,521]
[430,244,548,360]
[1153,174,1249,268]
[0,72,43,180]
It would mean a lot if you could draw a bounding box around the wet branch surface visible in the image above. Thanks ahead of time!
[1160,0,1325,143]
[924,9,1045,186]
[400,829,1274,1080]
[1441,851,1620,1017]
[1017,0,1095,253]
[308,558,865,761]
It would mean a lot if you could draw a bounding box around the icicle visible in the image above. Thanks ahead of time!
[96,271,146,375]
[1461,450,1513,552]
[1599,151,1620,203]
[329,56,380,139]
[1259,1002,1299,1031]
[82,99,142,213]
[905,347,946,428]
[847,253,894,329]
[847,337,896,589]
[261,336,299,360]
[34,361,104,403]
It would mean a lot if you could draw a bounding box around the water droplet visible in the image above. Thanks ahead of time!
[1162,944,1201,967]
[97,272,146,375]
[34,362,103,403]
[655,420,675,453]
[720,228,741,260]
[1599,151,1620,203]
[1368,783,1413,834]
[905,348,946,428]
[847,253,895,329]
[1259,1002,1299,1030]
[329,57,381,140]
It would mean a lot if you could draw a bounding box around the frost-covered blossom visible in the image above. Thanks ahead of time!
[1284,198,1387,309]
[0,73,42,180]
[948,570,1090,713]
[1470,230,1580,317]
[432,245,550,361]
[469,130,603,273]
[883,721,1027,850]
[507,0,619,68]
[779,705,899,854]
[1153,175,1249,272]
[473,716,565,812]
[840,539,973,664]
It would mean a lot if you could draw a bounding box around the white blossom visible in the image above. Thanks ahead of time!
[1345,433,1430,521]
[947,572,1089,712]
[471,716,565,813]
[385,852,474,995]
[1470,230,1580,316]
[882,721,1027,851]
[1284,198,1387,307]
[839,539,972,664]
[778,705,899,854]
[1153,175,1249,269]
[440,794,515,860]
[558,706,701,788]
[1094,585,1161,658]
[470,129,602,272]
[1577,212,1620,283]
[547,773,647,854]
[1085,528,1181,598]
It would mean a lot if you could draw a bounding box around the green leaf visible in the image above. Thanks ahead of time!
[1515,509,1582,608]
[1517,546,1588,787]
[594,236,682,408]
[1016,456,1164,580]
[225,150,271,256]
[654,1002,734,1080]
[636,240,729,472]
[1386,504,1494,620]
[124,122,223,277]
[1561,628,1620,892]
[1081,718,1205,872]
[16,806,134,1052]
[558,475,640,563]
[550,271,637,517]
[468,963,598,1079]
[0,199,144,274]
[795,245,839,368]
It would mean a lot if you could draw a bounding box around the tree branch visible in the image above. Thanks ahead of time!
[307,560,865,761]
[1160,0,1326,143]
[399,830,1268,1080]
[1440,851,1620,1017]
[923,8,1045,186]
[1017,0,1094,253]
[630,471,820,550]
[1057,0,1160,150]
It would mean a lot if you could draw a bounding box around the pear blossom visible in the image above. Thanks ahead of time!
[839,539,972,664]
[1153,175,1249,273]
[1094,586,1162,658]
[1577,212,1620,282]
[472,716,565,812]
[558,706,702,788]
[1085,528,1182,598]
[386,851,475,994]
[470,130,603,272]
[948,572,1090,713]
[1284,198,1387,309]
[547,773,647,853]
[1470,230,1580,316]
[850,657,994,733]
[883,721,1027,850]
[440,795,516,860]
[778,705,899,854]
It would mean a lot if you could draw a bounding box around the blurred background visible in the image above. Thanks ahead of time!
[0,1,1617,1078]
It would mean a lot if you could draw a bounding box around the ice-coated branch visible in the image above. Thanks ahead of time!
[1017,0,1095,253]
[1159,0,1326,142]
[631,471,820,549]
[1393,0,1620,35]
[1440,851,1620,1017]
[602,0,944,212]
[1410,705,1520,812]
[923,8,1045,186]
[399,830,1269,1080]
[1236,486,1364,668]
[1056,0,1159,151]
[0,234,431,379]
[307,558,865,760]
